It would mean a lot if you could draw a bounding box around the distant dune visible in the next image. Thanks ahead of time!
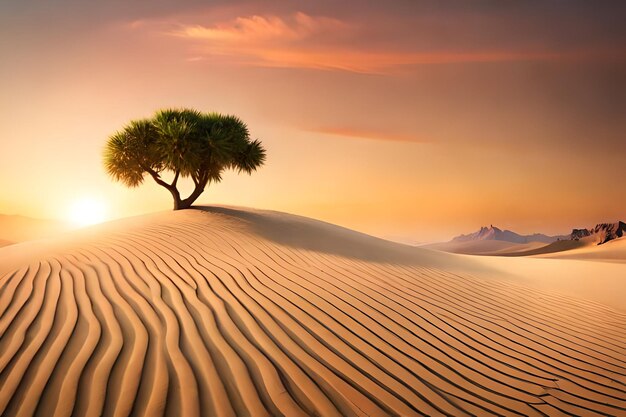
[489,235,626,262]
[494,239,589,257]
[532,236,626,262]
[0,207,625,416]
[425,239,548,255]
[0,214,68,246]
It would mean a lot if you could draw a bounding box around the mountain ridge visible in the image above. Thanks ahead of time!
[451,225,565,244]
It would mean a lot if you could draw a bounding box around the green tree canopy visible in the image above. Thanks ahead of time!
[104,108,266,210]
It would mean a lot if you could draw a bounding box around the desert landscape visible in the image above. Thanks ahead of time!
[0,208,625,416]
[2,1,626,416]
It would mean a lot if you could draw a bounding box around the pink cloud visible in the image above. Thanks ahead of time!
[311,127,427,143]
[138,12,626,74]
[175,12,345,43]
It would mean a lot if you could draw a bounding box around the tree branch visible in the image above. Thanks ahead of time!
[141,163,175,191]
[200,171,210,189]
[171,169,180,188]
[149,172,173,190]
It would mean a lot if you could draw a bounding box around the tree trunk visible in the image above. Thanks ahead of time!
[167,187,183,210]
[174,183,205,210]
[149,170,206,210]
[173,195,184,210]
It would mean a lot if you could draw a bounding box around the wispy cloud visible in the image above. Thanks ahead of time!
[311,127,427,143]
[135,11,626,74]
[169,12,369,71]
[174,12,345,42]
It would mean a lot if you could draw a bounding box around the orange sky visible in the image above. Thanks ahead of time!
[1,1,625,242]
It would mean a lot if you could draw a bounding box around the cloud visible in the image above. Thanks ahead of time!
[138,11,626,74]
[311,127,427,143]
[169,12,370,71]
[175,12,344,42]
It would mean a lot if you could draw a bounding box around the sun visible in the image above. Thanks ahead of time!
[67,197,108,227]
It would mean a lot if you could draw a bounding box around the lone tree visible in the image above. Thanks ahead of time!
[104,108,266,210]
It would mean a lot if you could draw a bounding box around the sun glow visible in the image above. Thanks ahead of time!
[67,197,108,227]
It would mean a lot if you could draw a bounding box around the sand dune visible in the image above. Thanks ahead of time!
[494,239,589,258]
[489,236,626,263]
[0,214,68,245]
[0,207,625,416]
[428,233,626,262]
[533,237,626,262]
[425,240,548,256]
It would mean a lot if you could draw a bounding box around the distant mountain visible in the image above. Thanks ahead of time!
[570,221,625,245]
[429,221,625,257]
[451,225,565,244]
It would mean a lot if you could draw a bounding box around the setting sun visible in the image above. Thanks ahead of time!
[67,197,108,227]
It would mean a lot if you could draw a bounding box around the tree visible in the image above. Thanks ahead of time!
[103,108,266,210]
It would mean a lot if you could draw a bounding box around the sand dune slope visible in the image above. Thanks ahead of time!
[425,240,548,256]
[0,207,625,416]
[534,237,626,262]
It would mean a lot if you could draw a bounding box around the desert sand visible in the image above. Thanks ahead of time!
[0,206,625,416]
[529,237,626,263]
[0,215,67,247]
[425,240,549,256]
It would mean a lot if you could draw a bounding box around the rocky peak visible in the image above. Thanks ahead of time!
[452,225,560,244]
[570,221,625,244]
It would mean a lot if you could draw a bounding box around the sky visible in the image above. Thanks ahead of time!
[1,0,625,242]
